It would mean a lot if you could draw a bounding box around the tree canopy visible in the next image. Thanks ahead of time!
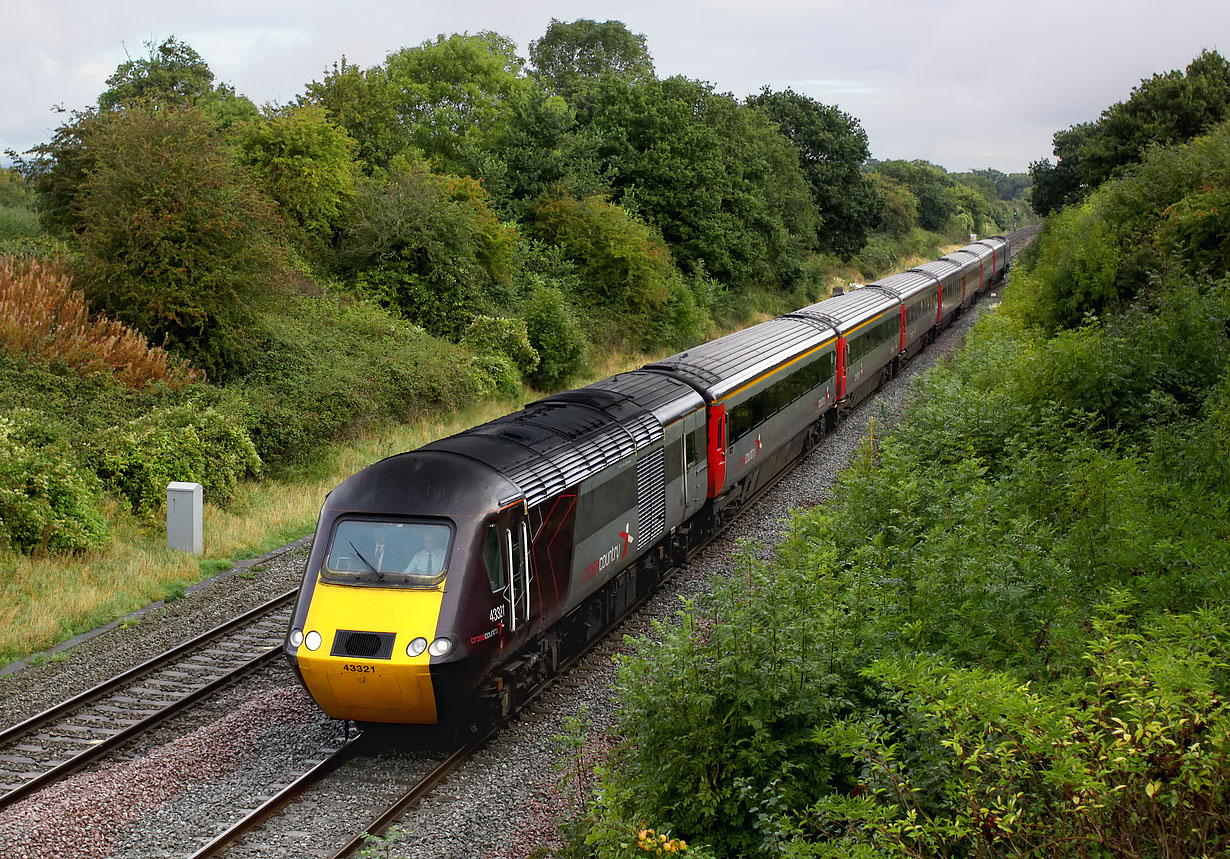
[529,18,654,97]
[747,87,881,259]
[1029,49,1230,215]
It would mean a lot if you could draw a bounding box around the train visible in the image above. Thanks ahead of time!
[283,235,1012,726]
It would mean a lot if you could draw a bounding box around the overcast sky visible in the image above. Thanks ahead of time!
[2,1,1225,173]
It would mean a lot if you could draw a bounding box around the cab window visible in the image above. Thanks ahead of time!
[323,519,451,587]
[483,524,506,592]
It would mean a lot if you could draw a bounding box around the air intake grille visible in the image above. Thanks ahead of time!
[636,447,666,546]
[331,630,395,660]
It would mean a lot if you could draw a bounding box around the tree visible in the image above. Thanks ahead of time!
[870,172,919,236]
[573,74,816,291]
[526,192,673,315]
[16,38,259,235]
[747,87,881,259]
[873,160,958,232]
[302,58,404,171]
[1031,50,1230,214]
[74,104,285,379]
[383,32,534,173]
[468,87,606,218]
[234,103,359,246]
[529,19,654,97]
[98,36,258,126]
[0,167,32,208]
[341,161,514,339]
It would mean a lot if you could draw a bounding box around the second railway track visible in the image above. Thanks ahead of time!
[0,589,296,811]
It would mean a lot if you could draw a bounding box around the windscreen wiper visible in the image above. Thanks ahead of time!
[348,540,379,573]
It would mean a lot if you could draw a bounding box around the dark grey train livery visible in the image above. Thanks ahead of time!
[284,236,1011,725]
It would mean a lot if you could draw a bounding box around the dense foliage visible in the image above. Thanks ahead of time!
[1029,50,1230,215]
[564,103,1230,859]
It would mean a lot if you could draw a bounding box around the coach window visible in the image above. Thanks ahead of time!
[685,425,703,466]
[665,437,683,483]
[483,524,506,592]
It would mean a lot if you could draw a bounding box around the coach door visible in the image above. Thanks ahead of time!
[504,519,533,631]
[682,409,707,516]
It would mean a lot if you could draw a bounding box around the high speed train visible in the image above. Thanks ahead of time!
[284,236,1011,725]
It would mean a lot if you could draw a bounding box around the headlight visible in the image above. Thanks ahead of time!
[305,630,322,651]
[427,637,454,657]
[289,628,304,648]
[406,637,428,657]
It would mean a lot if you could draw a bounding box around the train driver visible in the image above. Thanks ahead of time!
[405,530,446,575]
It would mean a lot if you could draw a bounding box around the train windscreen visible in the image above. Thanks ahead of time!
[323,519,452,587]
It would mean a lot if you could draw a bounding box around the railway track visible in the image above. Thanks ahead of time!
[0,588,296,811]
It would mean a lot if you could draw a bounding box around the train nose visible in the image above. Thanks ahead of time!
[294,629,439,723]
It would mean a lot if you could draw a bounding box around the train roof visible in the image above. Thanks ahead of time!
[952,242,993,263]
[324,450,520,518]
[911,257,962,278]
[421,395,661,510]
[784,286,899,336]
[871,270,941,301]
[643,316,835,402]
[540,370,705,427]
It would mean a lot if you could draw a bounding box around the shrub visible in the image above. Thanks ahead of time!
[461,315,540,371]
[96,403,261,514]
[462,315,539,397]
[524,284,587,390]
[0,412,109,554]
[0,256,201,389]
[804,606,1230,859]
[236,294,485,473]
[0,205,40,241]
[470,353,523,398]
[73,102,286,379]
[646,277,710,349]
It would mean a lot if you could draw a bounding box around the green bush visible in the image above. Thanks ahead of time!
[526,192,675,323]
[0,205,41,241]
[72,103,287,380]
[469,353,524,398]
[524,283,587,390]
[97,403,261,514]
[804,606,1230,859]
[854,235,898,280]
[236,294,485,473]
[0,412,109,554]
[342,165,514,339]
[647,276,710,349]
[461,315,539,397]
[461,315,539,372]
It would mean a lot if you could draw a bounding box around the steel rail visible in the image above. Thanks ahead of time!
[0,589,297,748]
[0,589,297,810]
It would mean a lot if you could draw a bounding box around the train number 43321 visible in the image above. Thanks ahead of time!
[342,663,375,673]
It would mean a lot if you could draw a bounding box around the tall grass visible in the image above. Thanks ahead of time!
[0,256,201,389]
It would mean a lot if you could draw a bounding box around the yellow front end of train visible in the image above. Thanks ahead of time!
[287,517,457,724]
[290,580,445,723]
